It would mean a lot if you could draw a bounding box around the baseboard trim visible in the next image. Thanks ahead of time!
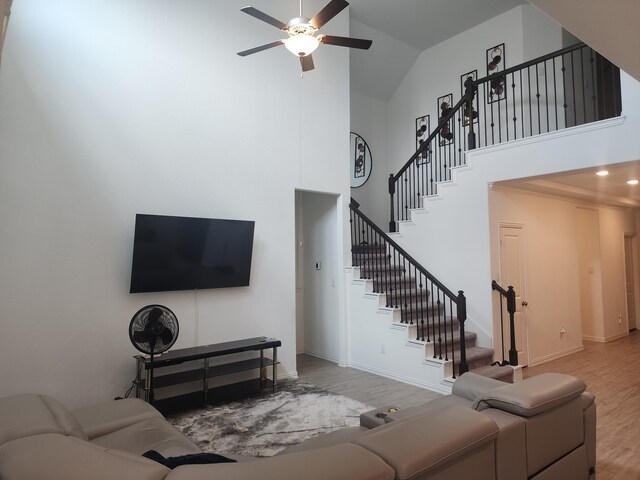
[278,371,299,381]
[529,345,584,367]
[582,335,605,343]
[347,360,450,395]
[303,350,339,364]
[583,331,629,343]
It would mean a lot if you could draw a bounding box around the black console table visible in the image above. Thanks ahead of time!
[133,336,281,411]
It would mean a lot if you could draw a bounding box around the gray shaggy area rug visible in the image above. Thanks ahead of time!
[166,381,373,457]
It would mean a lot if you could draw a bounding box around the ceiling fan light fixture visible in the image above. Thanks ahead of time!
[285,33,319,57]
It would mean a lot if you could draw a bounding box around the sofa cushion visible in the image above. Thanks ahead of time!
[0,394,87,446]
[163,444,396,480]
[384,394,472,423]
[73,397,163,440]
[0,433,169,480]
[473,373,586,416]
[91,417,201,458]
[355,405,498,480]
[277,426,369,455]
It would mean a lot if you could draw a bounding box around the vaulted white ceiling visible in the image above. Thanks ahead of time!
[347,0,527,100]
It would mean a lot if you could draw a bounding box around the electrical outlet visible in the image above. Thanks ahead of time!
[380,344,386,354]
[560,327,566,335]
[618,314,622,324]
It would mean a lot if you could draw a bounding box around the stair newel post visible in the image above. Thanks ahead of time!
[507,286,519,366]
[457,290,469,376]
[464,76,477,150]
[388,174,396,233]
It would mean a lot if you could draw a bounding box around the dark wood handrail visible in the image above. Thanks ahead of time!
[475,42,587,86]
[392,42,587,185]
[393,94,470,181]
[350,198,459,303]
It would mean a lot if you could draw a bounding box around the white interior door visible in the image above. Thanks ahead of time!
[499,224,529,366]
[624,235,637,331]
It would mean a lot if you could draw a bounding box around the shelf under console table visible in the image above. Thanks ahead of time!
[133,336,281,412]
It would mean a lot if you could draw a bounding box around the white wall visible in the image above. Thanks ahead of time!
[350,91,389,227]
[349,5,565,231]
[389,69,640,366]
[298,191,341,362]
[347,4,640,367]
[490,188,634,364]
[0,0,350,407]
[386,7,529,177]
[576,207,605,341]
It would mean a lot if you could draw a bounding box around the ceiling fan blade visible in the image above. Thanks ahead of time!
[237,40,284,57]
[240,6,288,30]
[300,55,315,72]
[309,0,349,30]
[319,35,372,50]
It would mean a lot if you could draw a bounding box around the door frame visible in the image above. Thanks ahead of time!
[623,233,639,332]
[497,222,530,366]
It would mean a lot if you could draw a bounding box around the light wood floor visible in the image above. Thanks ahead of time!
[297,331,640,480]
[296,354,441,408]
[524,330,640,480]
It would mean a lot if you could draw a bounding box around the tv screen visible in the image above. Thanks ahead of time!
[130,214,255,294]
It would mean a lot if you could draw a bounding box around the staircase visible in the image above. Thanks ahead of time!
[347,42,622,388]
[349,202,513,385]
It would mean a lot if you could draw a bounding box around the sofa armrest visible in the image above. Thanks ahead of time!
[72,398,163,440]
[474,373,586,416]
[452,372,506,402]
[165,444,395,480]
[0,433,169,480]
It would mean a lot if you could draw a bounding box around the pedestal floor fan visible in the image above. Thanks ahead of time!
[129,305,179,404]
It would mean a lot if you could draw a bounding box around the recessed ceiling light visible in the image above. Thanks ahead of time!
[628,179,639,185]
[596,170,609,176]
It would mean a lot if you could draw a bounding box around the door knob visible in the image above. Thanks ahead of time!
[522,301,528,307]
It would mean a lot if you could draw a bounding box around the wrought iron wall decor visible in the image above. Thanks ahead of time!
[415,114,431,165]
[437,94,454,146]
[460,70,479,126]
[486,43,506,103]
[350,132,372,188]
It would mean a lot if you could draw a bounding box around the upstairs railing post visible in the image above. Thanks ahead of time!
[506,286,519,366]
[457,290,468,375]
[388,174,396,233]
[464,76,477,150]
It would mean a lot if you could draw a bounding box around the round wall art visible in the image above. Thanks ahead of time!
[350,132,372,188]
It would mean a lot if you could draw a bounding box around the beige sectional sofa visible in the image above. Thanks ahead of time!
[0,372,595,480]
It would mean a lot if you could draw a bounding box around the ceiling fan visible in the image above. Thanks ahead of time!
[237,0,372,73]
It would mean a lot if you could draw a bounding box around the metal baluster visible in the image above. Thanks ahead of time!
[580,47,587,124]
[544,60,549,133]
[520,70,525,138]
[388,174,395,233]
[511,72,517,139]
[589,49,597,120]
[496,77,508,143]
[571,50,577,126]
[527,67,533,137]
[437,289,443,359]
[449,298,456,376]
[535,63,541,135]
[552,57,559,130]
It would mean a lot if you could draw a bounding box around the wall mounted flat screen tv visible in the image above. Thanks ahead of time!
[130,214,255,294]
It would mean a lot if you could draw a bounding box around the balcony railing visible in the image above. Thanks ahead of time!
[389,43,621,232]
